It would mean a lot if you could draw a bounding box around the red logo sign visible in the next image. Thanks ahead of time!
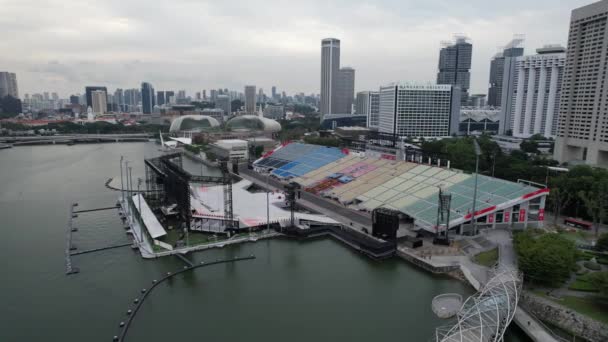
[519,209,526,222]
[538,209,545,221]
[488,213,494,223]
[504,210,510,223]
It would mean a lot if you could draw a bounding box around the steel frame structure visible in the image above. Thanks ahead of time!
[144,152,235,231]
[435,266,523,342]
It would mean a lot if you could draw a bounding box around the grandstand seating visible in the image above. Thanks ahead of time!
[253,143,543,231]
[254,143,346,179]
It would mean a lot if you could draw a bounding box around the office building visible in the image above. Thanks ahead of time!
[215,94,231,117]
[165,91,175,104]
[70,95,79,105]
[244,85,256,113]
[91,90,107,115]
[271,86,277,100]
[555,0,608,166]
[201,108,225,123]
[0,72,19,99]
[437,36,472,104]
[85,86,107,108]
[335,67,355,114]
[488,38,525,107]
[157,91,165,106]
[378,83,461,138]
[501,45,566,138]
[263,104,285,120]
[141,82,155,114]
[356,91,380,128]
[210,89,218,102]
[469,94,486,108]
[320,38,340,115]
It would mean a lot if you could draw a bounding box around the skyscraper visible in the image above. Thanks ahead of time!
[70,95,79,105]
[378,83,460,138]
[141,82,155,114]
[215,94,231,117]
[0,72,19,99]
[503,45,565,138]
[356,91,380,128]
[91,90,107,115]
[271,86,277,100]
[157,91,165,106]
[335,67,355,114]
[258,88,264,103]
[113,89,124,112]
[165,91,175,104]
[437,36,472,104]
[320,38,340,116]
[244,85,256,113]
[555,0,608,166]
[85,86,107,108]
[487,38,524,107]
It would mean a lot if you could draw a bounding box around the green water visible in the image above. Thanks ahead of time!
[0,143,530,341]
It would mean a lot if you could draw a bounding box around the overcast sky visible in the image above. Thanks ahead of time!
[0,0,592,98]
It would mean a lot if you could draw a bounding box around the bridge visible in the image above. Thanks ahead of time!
[0,133,152,145]
[435,266,523,342]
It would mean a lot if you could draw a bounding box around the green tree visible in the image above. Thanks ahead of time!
[520,140,540,154]
[514,231,577,287]
[597,233,608,252]
[589,272,608,297]
[578,176,608,237]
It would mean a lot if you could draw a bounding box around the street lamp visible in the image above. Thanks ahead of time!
[125,161,131,215]
[266,171,271,234]
[137,178,143,243]
[120,156,125,204]
[471,138,482,236]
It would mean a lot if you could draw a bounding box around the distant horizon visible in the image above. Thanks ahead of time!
[1,0,591,97]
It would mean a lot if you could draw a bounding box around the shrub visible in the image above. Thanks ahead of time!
[568,280,599,292]
[583,261,602,271]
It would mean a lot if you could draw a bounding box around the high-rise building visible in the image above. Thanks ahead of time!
[210,89,218,102]
[112,89,124,111]
[195,92,201,100]
[141,82,155,114]
[0,72,19,99]
[487,38,525,107]
[51,92,59,101]
[91,90,107,115]
[156,91,165,106]
[271,86,277,100]
[502,45,566,139]
[555,0,608,166]
[258,88,264,103]
[437,36,472,104]
[202,90,207,100]
[469,94,487,108]
[215,94,231,117]
[70,95,79,105]
[356,91,380,128]
[378,83,461,138]
[177,90,187,104]
[165,91,175,104]
[244,85,256,113]
[335,67,355,114]
[263,104,285,120]
[85,86,107,108]
[320,38,341,115]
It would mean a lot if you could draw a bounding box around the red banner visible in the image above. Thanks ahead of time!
[504,210,510,223]
[381,154,396,160]
[538,208,545,221]
[488,213,494,223]
[519,209,526,222]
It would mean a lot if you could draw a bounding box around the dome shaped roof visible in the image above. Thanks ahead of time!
[169,115,220,133]
[225,115,281,133]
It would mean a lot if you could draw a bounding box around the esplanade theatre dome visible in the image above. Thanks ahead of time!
[225,115,281,133]
[169,115,220,133]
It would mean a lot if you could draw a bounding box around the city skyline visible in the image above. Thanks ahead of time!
[0,0,589,97]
